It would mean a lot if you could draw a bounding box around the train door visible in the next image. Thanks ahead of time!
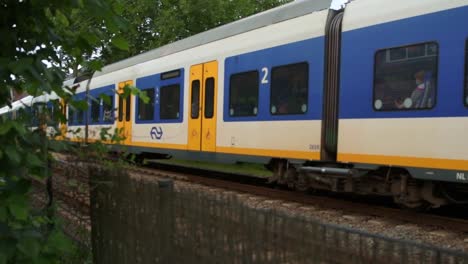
[187,61,218,152]
[117,80,133,145]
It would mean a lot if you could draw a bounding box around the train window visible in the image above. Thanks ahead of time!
[161,69,181,80]
[191,80,200,119]
[118,96,123,122]
[46,105,56,126]
[374,42,438,111]
[160,84,180,120]
[229,71,259,117]
[90,97,100,123]
[77,100,85,124]
[102,95,114,122]
[204,78,215,118]
[125,95,131,122]
[68,107,75,125]
[138,88,155,121]
[270,62,309,115]
[465,39,468,107]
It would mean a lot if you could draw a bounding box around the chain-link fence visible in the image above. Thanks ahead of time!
[90,170,468,264]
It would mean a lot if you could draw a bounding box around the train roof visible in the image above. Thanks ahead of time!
[94,0,332,77]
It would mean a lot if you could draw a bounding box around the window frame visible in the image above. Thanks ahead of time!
[89,96,101,124]
[190,80,200,119]
[464,38,468,108]
[101,94,115,124]
[204,77,215,119]
[228,70,259,118]
[135,69,185,124]
[372,41,439,112]
[159,83,181,120]
[269,61,309,116]
[137,87,156,121]
[67,105,75,125]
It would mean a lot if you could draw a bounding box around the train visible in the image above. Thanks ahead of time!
[2,0,468,208]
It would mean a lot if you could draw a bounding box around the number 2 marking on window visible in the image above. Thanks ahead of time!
[261,67,269,84]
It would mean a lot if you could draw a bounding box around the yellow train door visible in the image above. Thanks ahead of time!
[187,61,218,152]
[117,80,133,145]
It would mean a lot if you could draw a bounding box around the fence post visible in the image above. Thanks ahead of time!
[158,178,174,263]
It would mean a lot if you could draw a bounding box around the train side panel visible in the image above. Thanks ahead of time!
[338,0,468,182]
[86,9,329,160]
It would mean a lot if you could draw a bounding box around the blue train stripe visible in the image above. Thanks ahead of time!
[223,37,325,122]
[339,5,468,119]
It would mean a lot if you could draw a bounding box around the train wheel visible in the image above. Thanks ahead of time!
[285,167,297,189]
[295,173,310,192]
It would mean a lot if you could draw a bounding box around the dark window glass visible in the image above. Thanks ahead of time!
[160,84,180,120]
[465,39,468,107]
[103,95,114,122]
[46,105,56,126]
[68,106,75,125]
[407,45,425,58]
[390,47,406,61]
[229,71,259,117]
[118,96,123,122]
[90,97,100,123]
[204,78,215,118]
[31,104,39,126]
[374,42,438,111]
[77,100,85,124]
[270,62,309,115]
[125,95,131,122]
[161,69,181,80]
[191,80,200,119]
[138,88,155,121]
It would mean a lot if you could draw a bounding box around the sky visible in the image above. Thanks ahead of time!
[330,0,349,10]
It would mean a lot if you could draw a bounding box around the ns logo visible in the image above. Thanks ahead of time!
[150,126,163,140]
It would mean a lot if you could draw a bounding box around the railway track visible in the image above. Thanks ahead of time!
[126,161,468,235]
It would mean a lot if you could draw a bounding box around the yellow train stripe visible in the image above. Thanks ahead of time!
[130,141,187,151]
[338,153,468,171]
[217,146,320,160]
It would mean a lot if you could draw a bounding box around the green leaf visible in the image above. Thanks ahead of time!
[26,153,43,168]
[0,252,6,264]
[5,147,21,165]
[0,206,7,222]
[8,58,34,74]
[8,195,28,221]
[12,122,27,136]
[99,94,111,105]
[17,238,40,259]
[47,230,73,254]
[0,122,13,135]
[55,10,70,27]
[111,35,129,51]
[86,59,104,71]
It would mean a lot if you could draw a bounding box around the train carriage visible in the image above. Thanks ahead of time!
[336,0,468,206]
[7,0,466,207]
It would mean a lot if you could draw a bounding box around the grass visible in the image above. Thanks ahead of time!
[152,159,273,178]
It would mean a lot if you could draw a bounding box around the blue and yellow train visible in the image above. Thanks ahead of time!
[3,0,468,208]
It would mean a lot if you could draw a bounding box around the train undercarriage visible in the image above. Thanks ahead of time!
[266,159,468,209]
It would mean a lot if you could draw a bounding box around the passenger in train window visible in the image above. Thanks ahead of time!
[394,70,428,109]
[373,43,438,111]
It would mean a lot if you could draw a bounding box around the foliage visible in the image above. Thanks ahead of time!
[0,0,290,262]
[96,0,292,65]
[0,1,129,263]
